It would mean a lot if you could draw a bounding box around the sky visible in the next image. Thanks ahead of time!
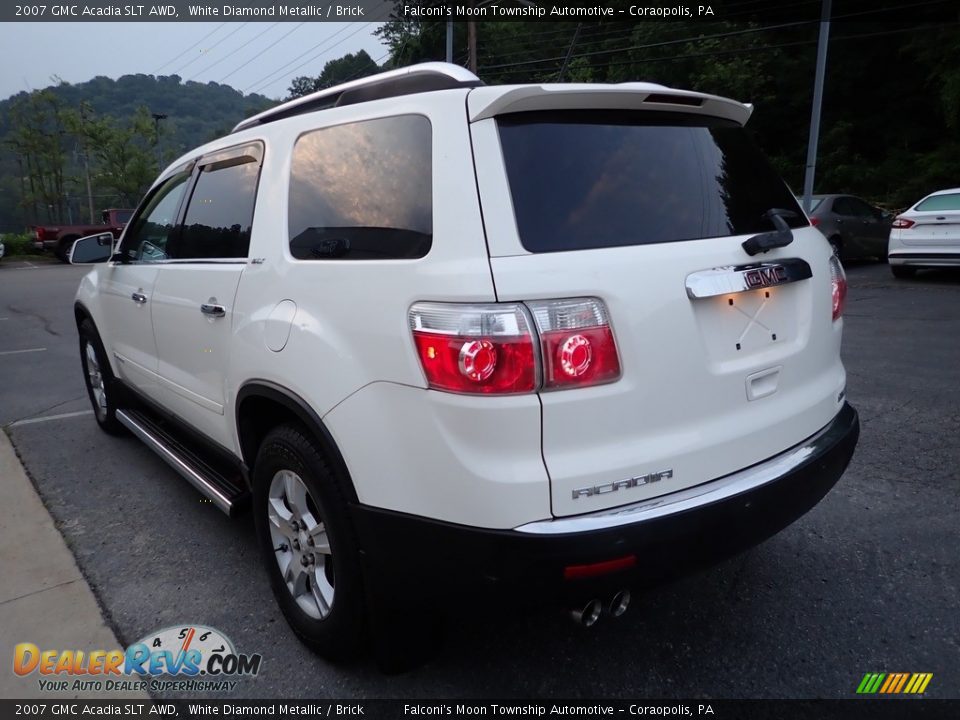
[0,21,389,102]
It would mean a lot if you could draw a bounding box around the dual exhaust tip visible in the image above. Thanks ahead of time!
[570,590,631,627]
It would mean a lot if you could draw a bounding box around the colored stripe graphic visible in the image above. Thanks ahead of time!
[857,672,932,694]
[893,673,910,693]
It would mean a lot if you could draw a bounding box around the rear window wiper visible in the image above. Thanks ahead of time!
[741,209,798,256]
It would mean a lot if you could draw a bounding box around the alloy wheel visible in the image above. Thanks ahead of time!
[267,469,335,620]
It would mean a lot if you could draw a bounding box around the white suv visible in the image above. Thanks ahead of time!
[71,63,859,660]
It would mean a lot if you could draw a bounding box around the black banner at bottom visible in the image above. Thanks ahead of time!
[3,699,957,720]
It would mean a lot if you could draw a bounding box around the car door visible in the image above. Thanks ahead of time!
[830,196,864,257]
[149,141,263,449]
[98,168,192,401]
[849,196,889,257]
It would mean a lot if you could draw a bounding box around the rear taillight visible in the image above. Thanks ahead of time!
[809,216,820,227]
[828,255,847,322]
[409,298,621,395]
[409,303,537,394]
[527,298,621,390]
[891,217,915,229]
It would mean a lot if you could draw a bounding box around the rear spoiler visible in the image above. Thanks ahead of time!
[467,84,754,126]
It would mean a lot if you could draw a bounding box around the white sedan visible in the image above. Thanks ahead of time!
[889,187,960,278]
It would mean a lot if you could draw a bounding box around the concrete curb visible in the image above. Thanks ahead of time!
[0,430,149,699]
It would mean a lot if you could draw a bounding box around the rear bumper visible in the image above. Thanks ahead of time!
[352,403,859,600]
[888,251,960,267]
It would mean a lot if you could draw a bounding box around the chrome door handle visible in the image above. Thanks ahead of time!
[200,303,226,318]
[131,292,147,304]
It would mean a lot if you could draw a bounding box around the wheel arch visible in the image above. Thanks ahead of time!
[74,301,92,328]
[235,381,359,504]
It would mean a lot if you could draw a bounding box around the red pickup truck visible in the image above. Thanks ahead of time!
[32,208,134,261]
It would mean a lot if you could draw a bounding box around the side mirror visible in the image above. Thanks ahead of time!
[69,232,114,264]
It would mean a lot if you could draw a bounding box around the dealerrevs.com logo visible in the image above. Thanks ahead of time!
[13,625,262,693]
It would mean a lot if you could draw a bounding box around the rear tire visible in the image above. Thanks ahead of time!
[56,236,78,263]
[828,236,843,260]
[891,265,916,279]
[252,424,367,661]
[78,319,125,435]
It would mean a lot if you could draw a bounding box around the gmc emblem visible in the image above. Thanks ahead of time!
[744,265,788,289]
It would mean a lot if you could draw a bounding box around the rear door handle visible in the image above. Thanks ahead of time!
[200,303,226,318]
[131,292,147,304]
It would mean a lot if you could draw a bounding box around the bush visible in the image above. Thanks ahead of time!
[2,232,40,256]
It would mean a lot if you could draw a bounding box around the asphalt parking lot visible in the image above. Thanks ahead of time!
[1,257,957,699]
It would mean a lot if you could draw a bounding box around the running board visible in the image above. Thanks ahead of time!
[116,409,247,516]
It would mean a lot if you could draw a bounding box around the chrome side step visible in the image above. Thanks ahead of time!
[116,409,246,516]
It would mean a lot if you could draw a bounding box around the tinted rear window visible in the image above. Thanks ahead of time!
[497,111,806,253]
[916,193,960,211]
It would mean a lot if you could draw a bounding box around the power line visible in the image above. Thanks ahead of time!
[477,24,633,63]
[170,22,249,76]
[187,23,281,81]
[243,23,368,94]
[481,19,814,71]
[481,24,930,79]
[246,19,389,96]
[152,23,227,74]
[220,23,307,84]
[480,0,953,74]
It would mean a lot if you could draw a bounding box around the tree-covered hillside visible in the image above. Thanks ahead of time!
[0,74,274,231]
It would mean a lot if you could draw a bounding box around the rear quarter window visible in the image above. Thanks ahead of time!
[915,193,960,212]
[288,115,432,260]
[497,111,805,253]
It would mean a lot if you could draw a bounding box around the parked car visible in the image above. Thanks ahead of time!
[807,194,892,261]
[888,188,960,278]
[70,63,859,662]
[0,237,5,262]
[32,208,134,262]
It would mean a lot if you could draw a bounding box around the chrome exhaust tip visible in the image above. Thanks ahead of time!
[607,590,631,618]
[570,599,603,628]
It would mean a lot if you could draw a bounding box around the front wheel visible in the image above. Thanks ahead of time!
[252,424,366,660]
[79,319,125,435]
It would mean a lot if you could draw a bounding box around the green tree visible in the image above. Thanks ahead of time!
[5,89,70,223]
[286,50,382,99]
[66,105,158,206]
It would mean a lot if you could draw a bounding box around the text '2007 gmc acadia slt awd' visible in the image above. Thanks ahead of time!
[70,63,859,662]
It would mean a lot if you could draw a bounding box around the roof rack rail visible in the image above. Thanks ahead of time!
[232,62,482,134]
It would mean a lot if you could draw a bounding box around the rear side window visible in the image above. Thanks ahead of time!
[832,197,856,216]
[497,111,806,253]
[173,156,261,260]
[916,193,960,211]
[288,115,432,260]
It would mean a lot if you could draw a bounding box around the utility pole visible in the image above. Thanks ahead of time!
[468,21,477,73]
[15,155,29,226]
[152,112,168,171]
[79,103,94,223]
[446,21,453,64]
[557,23,583,81]
[802,0,831,214]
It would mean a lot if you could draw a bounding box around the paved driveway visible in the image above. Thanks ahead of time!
[2,259,957,698]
